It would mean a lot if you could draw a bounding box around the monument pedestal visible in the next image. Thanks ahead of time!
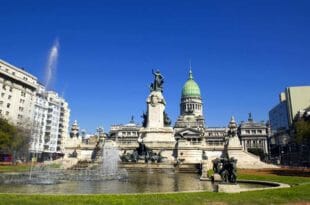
[139,83,176,162]
[140,127,175,162]
[140,127,174,143]
[177,139,204,164]
[228,136,243,150]
[200,159,209,180]
[140,90,175,144]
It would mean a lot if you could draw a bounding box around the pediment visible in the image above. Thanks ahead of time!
[175,128,201,138]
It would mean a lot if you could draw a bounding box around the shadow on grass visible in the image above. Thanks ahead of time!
[269,168,310,177]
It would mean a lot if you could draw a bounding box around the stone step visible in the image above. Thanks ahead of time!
[68,161,93,170]
[228,150,278,169]
[178,163,200,173]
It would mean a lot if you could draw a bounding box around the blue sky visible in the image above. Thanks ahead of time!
[0,0,309,133]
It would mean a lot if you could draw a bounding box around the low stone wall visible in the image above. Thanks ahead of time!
[119,162,175,171]
[200,178,290,193]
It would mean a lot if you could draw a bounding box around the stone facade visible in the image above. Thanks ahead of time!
[110,118,141,149]
[238,113,270,154]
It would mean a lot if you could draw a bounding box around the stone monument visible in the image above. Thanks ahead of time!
[64,120,82,157]
[139,70,176,162]
[225,116,242,150]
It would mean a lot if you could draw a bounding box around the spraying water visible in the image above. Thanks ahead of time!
[45,39,59,89]
[101,140,120,177]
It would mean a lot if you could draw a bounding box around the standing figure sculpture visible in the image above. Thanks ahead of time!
[150,69,164,92]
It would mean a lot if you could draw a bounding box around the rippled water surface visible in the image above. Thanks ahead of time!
[0,170,273,194]
[0,171,216,194]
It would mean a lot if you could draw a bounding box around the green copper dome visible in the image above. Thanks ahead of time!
[181,70,201,98]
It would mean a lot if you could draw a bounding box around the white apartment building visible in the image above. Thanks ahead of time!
[58,99,70,153]
[0,59,70,159]
[44,91,61,154]
[30,83,48,155]
[0,60,37,126]
[43,91,70,156]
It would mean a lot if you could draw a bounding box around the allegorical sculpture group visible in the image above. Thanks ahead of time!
[212,156,237,183]
[120,142,165,163]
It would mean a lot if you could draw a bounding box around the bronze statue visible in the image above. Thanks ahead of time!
[120,141,166,163]
[150,69,164,92]
[141,112,147,127]
[163,111,171,126]
[212,157,237,183]
[212,129,237,184]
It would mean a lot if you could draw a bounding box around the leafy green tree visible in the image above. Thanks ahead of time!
[0,118,31,162]
[0,118,16,153]
[294,120,310,145]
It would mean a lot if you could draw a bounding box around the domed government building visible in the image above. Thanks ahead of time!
[108,69,276,169]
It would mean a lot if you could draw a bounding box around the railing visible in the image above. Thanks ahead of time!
[175,122,203,127]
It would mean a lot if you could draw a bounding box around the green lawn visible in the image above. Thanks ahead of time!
[0,168,309,205]
[0,164,31,173]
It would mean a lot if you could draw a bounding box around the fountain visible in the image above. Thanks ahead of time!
[44,39,59,90]
[0,71,290,194]
[0,129,288,193]
[0,139,127,185]
[100,140,126,179]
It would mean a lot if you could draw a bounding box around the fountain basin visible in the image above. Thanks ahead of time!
[200,177,290,193]
[0,170,289,194]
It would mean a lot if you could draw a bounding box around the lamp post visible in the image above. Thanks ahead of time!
[280,146,284,165]
[96,126,105,144]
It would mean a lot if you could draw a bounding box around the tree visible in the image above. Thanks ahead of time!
[294,120,310,146]
[0,118,16,153]
[0,118,32,162]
